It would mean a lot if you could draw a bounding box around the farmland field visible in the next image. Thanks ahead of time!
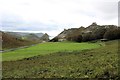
[2,42,101,61]
[2,40,119,78]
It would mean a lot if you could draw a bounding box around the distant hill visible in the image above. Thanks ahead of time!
[0,31,38,50]
[6,32,44,37]
[35,33,44,38]
[51,22,120,42]
[24,33,40,41]
[40,33,49,42]
[5,32,49,42]
[0,31,50,50]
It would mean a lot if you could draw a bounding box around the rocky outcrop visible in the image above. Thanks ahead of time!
[51,22,119,42]
[40,33,49,42]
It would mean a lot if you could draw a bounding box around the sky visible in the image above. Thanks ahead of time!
[0,0,119,38]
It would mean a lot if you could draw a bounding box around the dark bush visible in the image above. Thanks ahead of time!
[104,28,120,40]
[50,37,58,42]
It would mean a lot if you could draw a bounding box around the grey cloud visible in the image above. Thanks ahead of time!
[1,14,59,31]
[70,0,118,21]
[93,1,118,20]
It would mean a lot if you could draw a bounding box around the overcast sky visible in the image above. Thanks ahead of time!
[0,0,119,38]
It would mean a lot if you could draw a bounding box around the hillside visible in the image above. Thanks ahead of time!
[24,33,40,41]
[51,22,120,42]
[5,32,46,41]
[0,31,2,50]
[3,42,100,61]
[2,40,119,78]
[0,31,39,50]
[40,33,49,42]
[6,32,44,38]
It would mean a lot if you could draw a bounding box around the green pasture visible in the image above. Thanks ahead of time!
[2,40,119,78]
[2,42,101,61]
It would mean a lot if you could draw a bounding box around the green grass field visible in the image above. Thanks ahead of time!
[2,42,101,61]
[2,40,119,78]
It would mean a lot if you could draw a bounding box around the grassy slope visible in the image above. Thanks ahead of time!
[2,42,100,61]
[2,40,119,78]
[1,32,38,50]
